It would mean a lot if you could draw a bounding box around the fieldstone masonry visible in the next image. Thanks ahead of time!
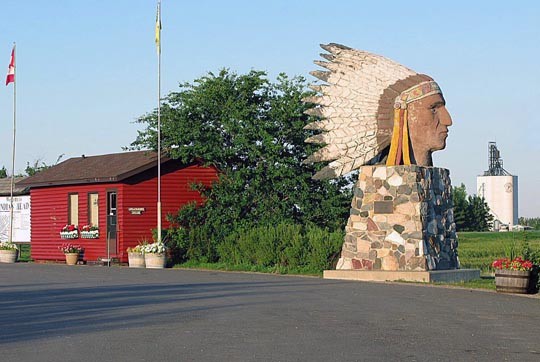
[336,165,459,271]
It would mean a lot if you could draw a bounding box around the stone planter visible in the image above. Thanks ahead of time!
[495,269,531,294]
[128,252,146,268]
[145,253,166,269]
[0,249,18,263]
[64,253,79,265]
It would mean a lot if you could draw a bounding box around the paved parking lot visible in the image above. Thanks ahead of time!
[1,263,539,361]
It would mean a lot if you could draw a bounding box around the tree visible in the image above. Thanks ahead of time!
[452,184,493,231]
[0,166,7,178]
[452,183,468,230]
[466,194,493,231]
[130,70,352,258]
[519,217,540,230]
[24,155,64,176]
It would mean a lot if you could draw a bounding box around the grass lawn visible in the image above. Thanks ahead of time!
[434,277,496,290]
[176,231,540,291]
[15,231,540,291]
[457,231,540,273]
[174,260,321,276]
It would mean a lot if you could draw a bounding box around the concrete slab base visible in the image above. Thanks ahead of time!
[323,269,481,283]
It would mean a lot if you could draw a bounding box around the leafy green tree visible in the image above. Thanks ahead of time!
[519,217,540,230]
[466,195,493,231]
[452,183,468,230]
[24,155,64,176]
[0,166,7,178]
[25,160,47,176]
[130,70,352,260]
[452,184,493,231]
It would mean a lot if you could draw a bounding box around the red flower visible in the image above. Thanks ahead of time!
[492,257,534,271]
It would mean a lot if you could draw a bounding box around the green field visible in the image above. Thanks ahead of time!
[457,231,540,273]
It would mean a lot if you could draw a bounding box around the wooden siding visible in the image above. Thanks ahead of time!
[30,162,218,263]
[30,183,115,262]
[119,163,217,262]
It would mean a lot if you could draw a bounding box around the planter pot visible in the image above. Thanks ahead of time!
[65,253,79,265]
[495,269,531,294]
[128,252,146,268]
[0,249,18,263]
[145,253,166,269]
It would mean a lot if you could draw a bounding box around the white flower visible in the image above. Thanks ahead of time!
[143,241,166,254]
[0,241,18,250]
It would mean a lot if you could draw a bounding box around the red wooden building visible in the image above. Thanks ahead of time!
[18,151,218,263]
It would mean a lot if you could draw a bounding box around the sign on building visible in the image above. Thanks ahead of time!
[0,196,31,243]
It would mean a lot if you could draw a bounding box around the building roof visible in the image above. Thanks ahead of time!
[18,151,169,188]
[0,176,29,196]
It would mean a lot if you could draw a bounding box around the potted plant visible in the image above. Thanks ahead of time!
[60,224,79,239]
[81,224,99,239]
[0,241,18,263]
[59,243,83,265]
[143,240,167,269]
[492,257,534,294]
[126,244,145,268]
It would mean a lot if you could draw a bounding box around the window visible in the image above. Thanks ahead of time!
[68,193,79,226]
[88,193,99,226]
[108,192,117,217]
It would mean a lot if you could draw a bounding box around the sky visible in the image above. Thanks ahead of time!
[0,1,538,217]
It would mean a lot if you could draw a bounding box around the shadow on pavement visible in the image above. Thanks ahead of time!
[0,280,309,343]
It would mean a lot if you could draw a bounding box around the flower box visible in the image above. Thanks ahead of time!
[495,269,531,294]
[80,225,99,239]
[145,252,166,269]
[492,257,535,294]
[60,231,79,239]
[0,241,19,263]
[81,231,99,239]
[128,252,145,268]
[60,224,79,239]
[142,241,167,269]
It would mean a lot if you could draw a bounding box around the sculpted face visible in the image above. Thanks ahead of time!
[406,93,452,166]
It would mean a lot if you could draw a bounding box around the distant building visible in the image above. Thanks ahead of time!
[476,142,518,229]
[18,151,218,263]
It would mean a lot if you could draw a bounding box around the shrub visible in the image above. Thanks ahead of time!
[216,222,343,272]
[166,224,216,264]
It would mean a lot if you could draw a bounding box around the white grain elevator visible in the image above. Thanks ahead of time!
[476,142,518,229]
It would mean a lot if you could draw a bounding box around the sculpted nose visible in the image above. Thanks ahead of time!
[439,106,452,126]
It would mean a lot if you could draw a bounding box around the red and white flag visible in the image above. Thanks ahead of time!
[6,46,14,86]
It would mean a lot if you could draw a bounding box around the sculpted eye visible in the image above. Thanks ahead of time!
[430,106,438,114]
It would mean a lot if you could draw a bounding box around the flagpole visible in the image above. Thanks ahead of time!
[156,1,162,243]
[8,42,16,244]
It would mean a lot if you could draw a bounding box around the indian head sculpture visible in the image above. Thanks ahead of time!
[303,43,452,176]
[304,44,460,273]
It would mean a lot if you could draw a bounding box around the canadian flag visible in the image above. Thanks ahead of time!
[6,46,14,86]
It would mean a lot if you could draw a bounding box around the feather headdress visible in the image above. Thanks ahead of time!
[303,43,442,179]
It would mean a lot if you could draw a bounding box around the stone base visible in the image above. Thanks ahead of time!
[323,269,480,283]
[339,165,458,272]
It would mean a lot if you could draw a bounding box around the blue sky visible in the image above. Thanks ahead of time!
[0,1,538,217]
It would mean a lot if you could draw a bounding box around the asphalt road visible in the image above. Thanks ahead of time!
[0,263,538,362]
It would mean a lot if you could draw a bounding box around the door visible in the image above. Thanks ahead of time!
[106,191,117,255]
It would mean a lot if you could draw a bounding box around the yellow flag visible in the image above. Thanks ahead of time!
[155,1,161,53]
